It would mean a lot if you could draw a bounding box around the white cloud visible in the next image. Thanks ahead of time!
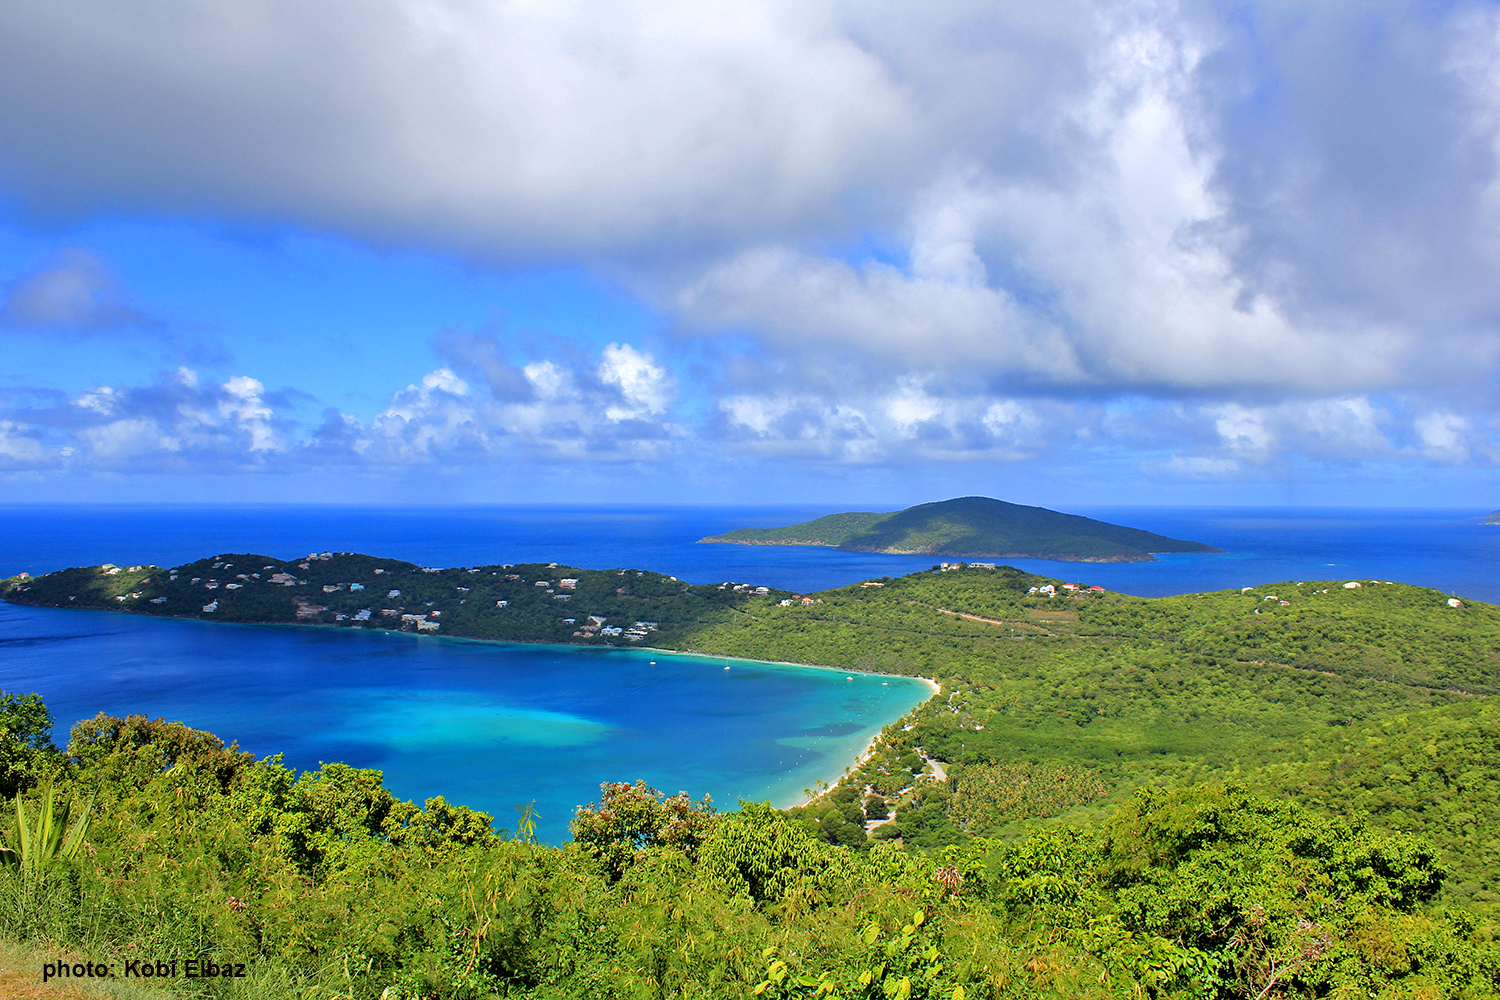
[320,344,679,464]
[597,343,674,420]
[0,0,917,260]
[714,377,1053,464]
[220,375,280,454]
[1158,454,1242,480]
[39,367,291,468]
[4,0,1500,415]
[1119,394,1500,478]
[675,6,1429,397]
[0,420,57,469]
[1413,410,1479,464]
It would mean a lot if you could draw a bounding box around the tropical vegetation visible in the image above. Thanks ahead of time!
[2,556,1500,995]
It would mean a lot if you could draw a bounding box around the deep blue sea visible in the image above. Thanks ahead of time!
[2,503,1497,841]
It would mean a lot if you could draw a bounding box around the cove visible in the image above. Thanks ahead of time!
[0,601,933,843]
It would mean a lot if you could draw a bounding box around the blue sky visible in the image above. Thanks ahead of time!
[2,0,1499,507]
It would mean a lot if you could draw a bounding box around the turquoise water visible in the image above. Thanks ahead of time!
[5,501,1499,843]
[0,601,931,843]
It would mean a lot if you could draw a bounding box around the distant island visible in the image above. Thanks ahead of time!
[1483,510,1500,524]
[699,495,1222,562]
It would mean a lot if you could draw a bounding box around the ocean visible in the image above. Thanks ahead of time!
[2,503,1496,841]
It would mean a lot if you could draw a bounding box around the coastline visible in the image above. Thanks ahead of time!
[782,674,940,810]
[657,648,940,811]
[4,602,941,819]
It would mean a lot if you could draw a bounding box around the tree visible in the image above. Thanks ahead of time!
[569,780,717,881]
[698,801,849,904]
[0,691,59,797]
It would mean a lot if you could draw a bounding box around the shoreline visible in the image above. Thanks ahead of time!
[6,603,943,814]
[784,674,940,810]
[658,649,940,811]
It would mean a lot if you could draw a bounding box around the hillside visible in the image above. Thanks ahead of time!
[0,552,786,647]
[4,557,1500,997]
[700,495,1222,561]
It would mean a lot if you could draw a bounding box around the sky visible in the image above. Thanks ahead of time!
[2,0,1499,507]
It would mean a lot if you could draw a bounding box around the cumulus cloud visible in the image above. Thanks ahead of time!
[0,366,289,471]
[712,375,1062,464]
[0,342,681,473]
[310,343,678,464]
[3,0,1500,486]
[0,419,58,470]
[1118,394,1500,479]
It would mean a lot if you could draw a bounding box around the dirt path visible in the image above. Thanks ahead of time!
[928,605,1056,636]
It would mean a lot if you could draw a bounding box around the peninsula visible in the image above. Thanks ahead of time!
[699,495,1221,562]
[5,549,1499,999]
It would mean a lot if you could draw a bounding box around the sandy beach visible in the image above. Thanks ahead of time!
[792,675,941,808]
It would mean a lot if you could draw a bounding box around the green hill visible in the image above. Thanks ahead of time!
[701,495,1221,562]
[5,557,1500,996]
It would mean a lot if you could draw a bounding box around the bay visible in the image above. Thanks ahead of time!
[0,600,930,844]
[3,501,1497,843]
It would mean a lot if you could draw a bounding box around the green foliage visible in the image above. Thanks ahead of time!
[704,510,893,547]
[68,711,256,793]
[11,550,1500,995]
[0,690,59,797]
[0,777,95,876]
[0,704,1493,999]
[698,801,851,905]
[569,780,717,880]
[751,909,955,1000]
[947,761,1106,833]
